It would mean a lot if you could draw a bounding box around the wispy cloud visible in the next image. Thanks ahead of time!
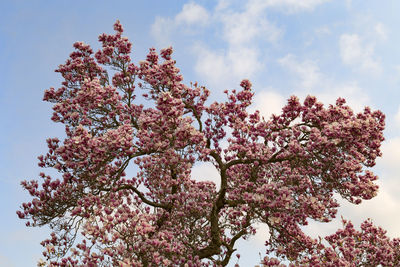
[151,2,210,47]
[192,1,282,88]
[260,0,331,13]
[151,0,333,90]
[278,54,370,111]
[339,33,382,75]
[374,22,388,41]
[218,1,282,46]
[150,17,175,47]
[193,44,263,89]
[315,25,331,35]
[278,54,322,89]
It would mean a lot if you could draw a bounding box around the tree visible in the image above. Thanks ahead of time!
[18,21,399,266]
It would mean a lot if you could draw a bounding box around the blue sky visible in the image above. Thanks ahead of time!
[1,1,400,266]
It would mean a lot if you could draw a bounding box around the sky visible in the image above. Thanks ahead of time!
[1,0,400,266]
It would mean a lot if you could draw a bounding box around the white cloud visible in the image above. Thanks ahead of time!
[218,3,282,46]
[302,125,400,242]
[151,1,280,88]
[191,0,282,88]
[152,0,331,89]
[250,90,286,120]
[304,133,400,240]
[339,33,382,75]
[193,46,229,85]
[193,45,263,88]
[254,0,331,13]
[340,34,363,63]
[345,0,352,9]
[278,54,370,112]
[340,178,400,238]
[315,25,331,35]
[290,82,368,114]
[151,0,333,89]
[278,54,322,89]
[219,0,330,14]
[378,137,400,173]
[229,47,264,78]
[303,182,400,240]
[316,82,369,112]
[374,22,388,41]
[151,2,210,47]
[151,17,175,47]
[175,2,210,26]
[276,52,399,246]
[251,222,271,245]
[354,18,388,43]
[193,1,284,88]
[191,161,221,190]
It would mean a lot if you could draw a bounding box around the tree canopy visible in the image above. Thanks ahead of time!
[18,21,399,266]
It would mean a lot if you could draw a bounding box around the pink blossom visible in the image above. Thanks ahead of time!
[17,21,394,267]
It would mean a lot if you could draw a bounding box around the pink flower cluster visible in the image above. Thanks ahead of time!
[18,21,393,266]
[263,218,400,266]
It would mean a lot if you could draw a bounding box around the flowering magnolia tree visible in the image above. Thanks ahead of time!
[18,21,400,266]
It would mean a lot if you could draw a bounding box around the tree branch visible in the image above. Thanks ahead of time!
[103,184,170,209]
